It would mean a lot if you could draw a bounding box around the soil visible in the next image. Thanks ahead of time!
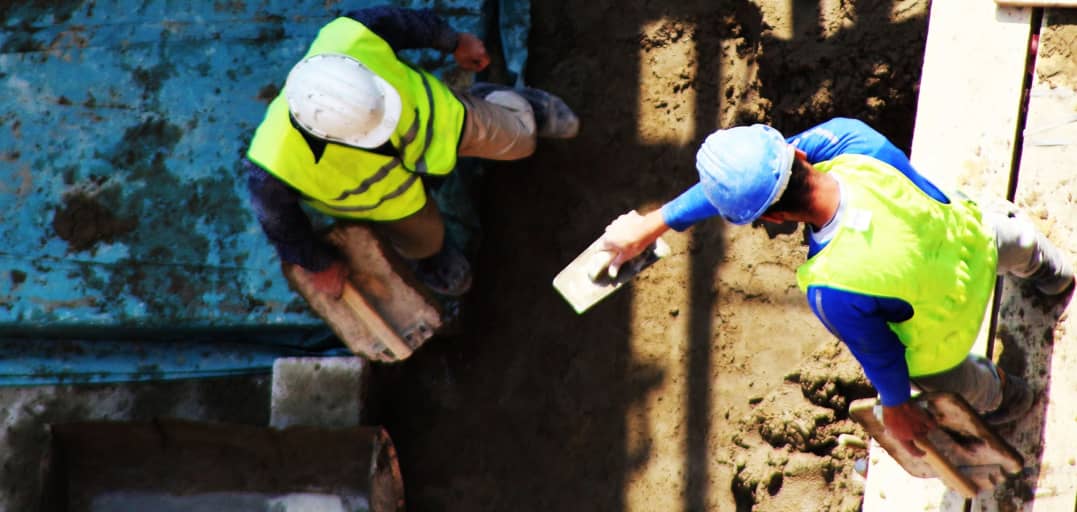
[371,1,931,511]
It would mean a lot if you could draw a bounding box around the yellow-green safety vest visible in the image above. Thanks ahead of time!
[247,17,466,221]
[795,154,997,376]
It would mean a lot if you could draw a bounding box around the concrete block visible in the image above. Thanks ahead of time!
[43,419,404,512]
[270,357,367,429]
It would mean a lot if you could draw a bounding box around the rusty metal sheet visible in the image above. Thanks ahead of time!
[0,1,486,345]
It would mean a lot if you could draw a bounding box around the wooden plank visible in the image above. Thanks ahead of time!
[863,0,1033,510]
[988,9,1077,511]
[282,224,444,363]
[908,2,1030,196]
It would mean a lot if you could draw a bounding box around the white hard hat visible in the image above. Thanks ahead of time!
[284,53,402,149]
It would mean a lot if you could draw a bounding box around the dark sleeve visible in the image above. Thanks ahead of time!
[244,159,338,272]
[806,285,915,406]
[344,6,460,53]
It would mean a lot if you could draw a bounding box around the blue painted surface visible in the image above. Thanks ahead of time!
[499,0,530,86]
[0,0,528,384]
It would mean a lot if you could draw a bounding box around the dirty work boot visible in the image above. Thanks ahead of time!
[470,83,579,139]
[411,245,472,297]
[1030,257,1075,296]
[982,370,1035,425]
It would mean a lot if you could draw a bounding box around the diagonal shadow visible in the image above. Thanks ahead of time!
[369,1,932,511]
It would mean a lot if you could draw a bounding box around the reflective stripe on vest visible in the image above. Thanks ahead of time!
[246,17,465,221]
[795,154,997,376]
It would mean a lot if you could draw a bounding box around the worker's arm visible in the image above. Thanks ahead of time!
[660,185,721,231]
[599,209,671,276]
[630,116,953,248]
[600,175,724,270]
[345,7,488,71]
[245,159,347,297]
[806,285,937,456]
[787,117,950,203]
[657,117,941,232]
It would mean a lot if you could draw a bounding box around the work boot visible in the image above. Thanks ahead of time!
[1030,257,1075,296]
[982,370,1035,425]
[411,245,472,297]
[471,83,580,139]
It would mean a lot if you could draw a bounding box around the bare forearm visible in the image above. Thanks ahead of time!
[600,208,671,271]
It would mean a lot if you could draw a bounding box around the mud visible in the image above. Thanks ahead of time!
[52,191,137,252]
[1037,10,1077,89]
[371,1,932,511]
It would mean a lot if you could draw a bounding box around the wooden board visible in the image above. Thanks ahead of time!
[283,224,444,363]
[983,9,1077,511]
[863,1,1034,510]
[908,1,1030,197]
[850,393,1023,495]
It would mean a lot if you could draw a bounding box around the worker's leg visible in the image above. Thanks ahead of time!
[376,197,445,260]
[469,83,580,140]
[912,355,1033,424]
[982,197,1074,295]
[375,197,471,296]
[912,355,1003,413]
[455,89,537,161]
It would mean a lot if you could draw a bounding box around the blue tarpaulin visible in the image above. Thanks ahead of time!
[0,0,529,385]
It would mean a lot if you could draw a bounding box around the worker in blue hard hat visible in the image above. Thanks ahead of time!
[245,6,579,300]
[598,117,1073,457]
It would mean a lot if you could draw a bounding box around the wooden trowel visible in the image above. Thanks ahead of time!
[283,223,445,363]
[848,392,1024,498]
[553,236,671,314]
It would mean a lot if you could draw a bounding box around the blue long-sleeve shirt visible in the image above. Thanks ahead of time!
[244,7,461,271]
[662,118,951,406]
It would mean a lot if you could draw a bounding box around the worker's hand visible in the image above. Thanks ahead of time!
[454,33,489,72]
[882,400,938,458]
[305,260,348,299]
[598,209,669,279]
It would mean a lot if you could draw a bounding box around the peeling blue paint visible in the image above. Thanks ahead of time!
[0,0,527,384]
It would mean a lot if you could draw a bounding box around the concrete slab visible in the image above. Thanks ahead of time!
[0,375,270,511]
[44,419,402,512]
[908,0,1031,195]
[270,356,367,429]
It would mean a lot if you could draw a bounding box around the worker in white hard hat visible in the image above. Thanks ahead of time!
[245,6,578,298]
[597,117,1073,458]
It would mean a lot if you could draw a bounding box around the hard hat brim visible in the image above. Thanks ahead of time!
[696,125,795,225]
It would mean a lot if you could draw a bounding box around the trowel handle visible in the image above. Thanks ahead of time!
[913,435,979,498]
[340,283,413,361]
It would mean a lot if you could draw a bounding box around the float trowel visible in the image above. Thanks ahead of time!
[552,236,671,314]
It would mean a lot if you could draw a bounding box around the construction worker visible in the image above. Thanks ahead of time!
[598,118,1073,457]
[245,6,578,298]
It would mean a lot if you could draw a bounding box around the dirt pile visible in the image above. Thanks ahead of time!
[728,339,877,511]
[374,1,932,510]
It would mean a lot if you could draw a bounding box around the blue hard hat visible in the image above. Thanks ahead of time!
[696,124,794,225]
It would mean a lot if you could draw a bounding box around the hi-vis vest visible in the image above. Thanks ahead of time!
[795,154,997,376]
[247,17,466,221]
